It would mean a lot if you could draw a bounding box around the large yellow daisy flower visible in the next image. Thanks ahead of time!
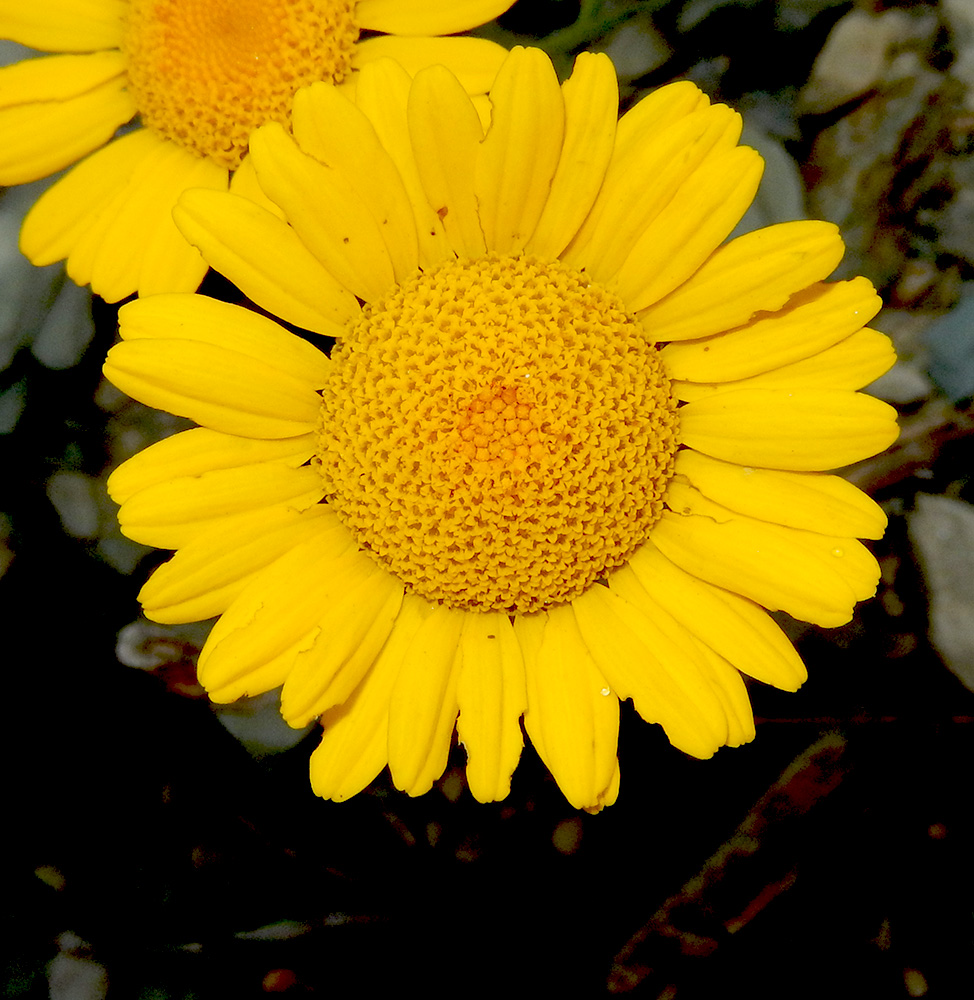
[103,48,899,812]
[0,0,513,302]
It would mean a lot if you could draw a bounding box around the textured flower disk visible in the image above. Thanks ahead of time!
[104,47,899,811]
[0,0,515,300]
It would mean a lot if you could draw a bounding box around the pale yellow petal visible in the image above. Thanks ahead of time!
[0,1,126,51]
[249,122,395,302]
[678,388,900,471]
[174,188,360,337]
[674,449,887,539]
[474,46,564,254]
[108,427,314,505]
[611,146,764,311]
[354,0,512,35]
[310,595,435,801]
[456,612,526,803]
[626,540,808,691]
[525,51,618,260]
[0,72,134,185]
[352,34,507,96]
[197,516,357,701]
[638,221,846,342]
[388,605,465,797]
[572,583,729,758]
[279,561,404,728]
[660,278,882,381]
[651,492,881,628]
[352,57,453,269]
[116,463,324,548]
[522,605,619,812]
[407,63,486,258]
[139,504,335,624]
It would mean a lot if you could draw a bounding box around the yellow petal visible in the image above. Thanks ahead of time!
[0,1,126,51]
[352,57,454,269]
[474,46,564,254]
[679,388,900,470]
[0,73,135,185]
[638,220,846,342]
[456,612,526,803]
[388,605,465,796]
[139,504,335,624]
[354,0,513,35]
[0,50,126,108]
[117,293,331,382]
[651,496,881,628]
[197,517,357,701]
[612,80,710,161]
[407,64,486,258]
[352,34,507,96]
[310,595,435,802]
[611,146,764,311]
[291,82,419,283]
[174,188,360,337]
[279,560,405,728]
[572,583,729,758]
[563,100,742,282]
[689,640,755,748]
[626,540,808,691]
[116,464,324,548]
[526,51,618,260]
[522,605,619,811]
[249,122,395,302]
[660,277,882,382]
[674,449,888,539]
[108,427,314,505]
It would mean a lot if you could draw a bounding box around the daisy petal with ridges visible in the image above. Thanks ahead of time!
[104,47,899,811]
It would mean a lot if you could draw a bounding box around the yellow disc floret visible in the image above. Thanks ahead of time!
[123,0,359,170]
[316,255,680,614]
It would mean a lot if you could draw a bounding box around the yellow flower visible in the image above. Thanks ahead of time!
[0,0,513,301]
[103,48,899,811]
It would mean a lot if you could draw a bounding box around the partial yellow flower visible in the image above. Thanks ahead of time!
[0,0,513,301]
[103,48,899,811]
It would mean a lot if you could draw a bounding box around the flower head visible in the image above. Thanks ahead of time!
[103,48,899,811]
[0,0,514,301]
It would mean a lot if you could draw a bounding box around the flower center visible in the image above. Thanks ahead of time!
[122,0,359,170]
[315,255,680,614]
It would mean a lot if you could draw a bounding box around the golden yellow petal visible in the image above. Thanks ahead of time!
[352,57,454,269]
[0,73,135,185]
[310,595,435,802]
[674,449,887,539]
[116,463,324,548]
[621,545,808,691]
[0,1,126,51]
[456,612,526,803]
[678,388,900,470]
[407,63,486,258]
[139,504,335,624]
[638,220,846,342]
[291,81,420,283]
[108,427,314,505]
[352,35,507,96]
[525,51,618,260]
[354,0,513,35]
[522,605,619,811]
[572,583,729,758]
[388,605,465,796]
[249,122,395,302]
[660,277,882,381]
[474,46,564,254]
[174,189,360,337]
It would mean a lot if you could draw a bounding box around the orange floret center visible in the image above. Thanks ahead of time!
[122,0,359,170]
[315,254,680,614]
